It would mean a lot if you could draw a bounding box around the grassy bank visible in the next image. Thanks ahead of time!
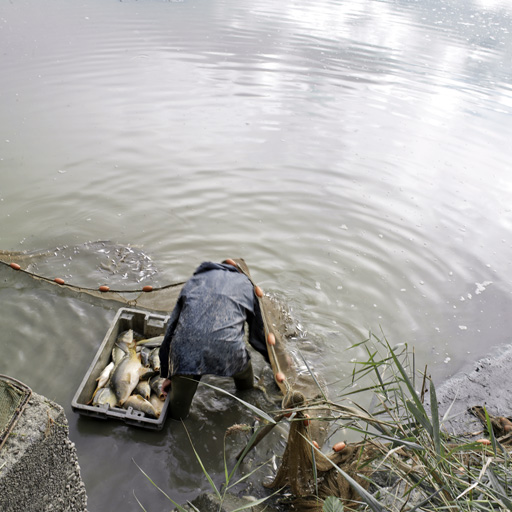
[137,334,512,511]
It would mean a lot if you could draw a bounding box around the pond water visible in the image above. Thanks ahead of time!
[1,0,512,509]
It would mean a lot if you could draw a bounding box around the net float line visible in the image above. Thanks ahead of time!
[0,257,185,313]
[0,258,185,295]
[227,258,292,396]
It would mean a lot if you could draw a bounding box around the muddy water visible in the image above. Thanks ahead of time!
[1,0,512,509]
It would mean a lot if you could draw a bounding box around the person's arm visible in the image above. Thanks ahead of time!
[159,296,183,378]
[247,297,270,363]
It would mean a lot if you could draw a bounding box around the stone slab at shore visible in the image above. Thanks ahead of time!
[0,391,87,512]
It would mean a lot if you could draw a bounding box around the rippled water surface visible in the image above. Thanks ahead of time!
[1,0,512,509]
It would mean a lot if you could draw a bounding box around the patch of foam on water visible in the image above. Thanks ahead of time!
[475,281,493,295]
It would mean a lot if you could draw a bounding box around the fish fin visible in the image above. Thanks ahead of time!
[87,387,99,405]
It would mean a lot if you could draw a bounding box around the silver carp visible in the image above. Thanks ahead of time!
[135,380,151,400]
[116,329,134,348]
[92,386,117,407]
[140,346,152,367]
[149,394,165,417]
[138,367,157,381]
[136,335,164,348]
[110,341,142,406]
[89,360,115,403]
[96,361,114,389]
[149,375,167,400]
[111,345,126,365]
[123,394,159,418]
[149,347,161,372]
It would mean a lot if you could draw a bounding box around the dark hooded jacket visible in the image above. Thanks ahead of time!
[159,262,268,378]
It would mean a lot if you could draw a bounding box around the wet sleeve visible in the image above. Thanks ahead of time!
[247,297,269,363]
[159,296,183,379]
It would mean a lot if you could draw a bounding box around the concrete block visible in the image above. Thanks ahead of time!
[0,392,87,512]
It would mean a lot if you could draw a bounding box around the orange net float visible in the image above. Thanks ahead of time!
[312,441,320,449]
[224,258,238,267]
[275,372,286,383]
[54,278,65,285]
[10,262,21,270]
[303,413,311,427]
[333,441,346,452]
[98,285,110,292]
[267,332,276,346]
[254,285,264,298]
[142,285,153,292]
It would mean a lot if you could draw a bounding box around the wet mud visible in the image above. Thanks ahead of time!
[434,344,512,437]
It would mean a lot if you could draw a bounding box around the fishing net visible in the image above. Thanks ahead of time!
[0,242,363,509]
[0,375,32,451]
[0,242,184,313]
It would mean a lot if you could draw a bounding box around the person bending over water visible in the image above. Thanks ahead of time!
[159,260,269,420]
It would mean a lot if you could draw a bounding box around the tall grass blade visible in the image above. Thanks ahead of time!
[299,350,328,400]
[228,425,265,483]
[183,425,222,500]
[223,436,229,489]
[226,457,273,491]
[312,442,319,497]
[429,379,442,458]
[323,457,386,512]
[133,490,148,512]
[483,406,498,456]
[386,340,427,422]
[456,457,493,500]
[302,436,385,512]
[412,347,415,389]
[441,388,459,425]
[406,400,433,438]
[349,337,372,350]
[446,441,493,456]
[132,459,191,512]
[406,487,445,512]
[197,380,276,424]
[372,363,388,401]
[364,345,389,401]
[486,466,512,510]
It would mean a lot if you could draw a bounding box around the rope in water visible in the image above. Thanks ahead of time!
[0,258,185,294]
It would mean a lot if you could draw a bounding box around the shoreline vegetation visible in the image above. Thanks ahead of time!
[137,334,512,512]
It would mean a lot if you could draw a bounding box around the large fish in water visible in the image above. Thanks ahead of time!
[110,341,143,405]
